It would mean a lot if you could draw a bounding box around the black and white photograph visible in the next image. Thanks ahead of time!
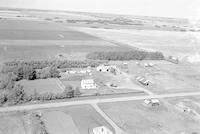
[0,0,200,134]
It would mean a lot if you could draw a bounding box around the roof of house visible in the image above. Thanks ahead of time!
[93,126,112,134]
[81,79,95,84]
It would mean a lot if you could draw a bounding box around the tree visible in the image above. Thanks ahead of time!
[0,93,7,105]
[0,72,16,90]
[7,84,26,105]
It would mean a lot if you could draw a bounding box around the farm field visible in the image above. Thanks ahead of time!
[0,41,126,62]
[0,105,114,134]
[18,78,63,95]
[109,60,200,94]
[99,100,200,134]
[0,19,130,63]
[75,27,200,61]
[42,105,114,134]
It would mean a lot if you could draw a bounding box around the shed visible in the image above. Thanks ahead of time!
[144,99,160,106]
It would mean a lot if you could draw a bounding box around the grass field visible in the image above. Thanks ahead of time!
[99,100,200,134]
[42,111,80,134]
[43,105,114,134]
[0,113,27,134]
[18,78,63,95]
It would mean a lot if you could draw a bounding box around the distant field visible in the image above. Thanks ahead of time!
[0,19,130,63]
[44,105,114,134]
[0,19,98,40]
[99,100,200,134]
[18,78,63,95]
[0,41,127,62]
[76,27,200,60]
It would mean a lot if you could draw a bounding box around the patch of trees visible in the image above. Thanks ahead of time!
[86,51,164,61]
[0,84,81,106]
[0,84,27,105]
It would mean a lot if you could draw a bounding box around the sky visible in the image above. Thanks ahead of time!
[0,0,200,19]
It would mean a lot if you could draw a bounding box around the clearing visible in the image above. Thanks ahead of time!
[18,78,63,95]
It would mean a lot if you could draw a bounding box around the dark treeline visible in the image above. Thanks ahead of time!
[3,60,106,70]
[86,51,164,61]
[1,60,106,81]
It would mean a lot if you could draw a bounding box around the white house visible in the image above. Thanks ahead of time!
[81,79,97,89]
[92,126,113,134]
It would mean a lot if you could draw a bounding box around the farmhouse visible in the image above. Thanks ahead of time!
[96,65,120,75]
[92,126,113,134]
[81,79,97,89]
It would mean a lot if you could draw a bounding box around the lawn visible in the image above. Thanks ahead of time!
[99,100,200,134]
[18,78,63,95]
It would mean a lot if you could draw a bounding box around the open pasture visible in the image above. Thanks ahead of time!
[99,100,200,134]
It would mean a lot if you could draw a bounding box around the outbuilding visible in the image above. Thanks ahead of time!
[144,99,160,107]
